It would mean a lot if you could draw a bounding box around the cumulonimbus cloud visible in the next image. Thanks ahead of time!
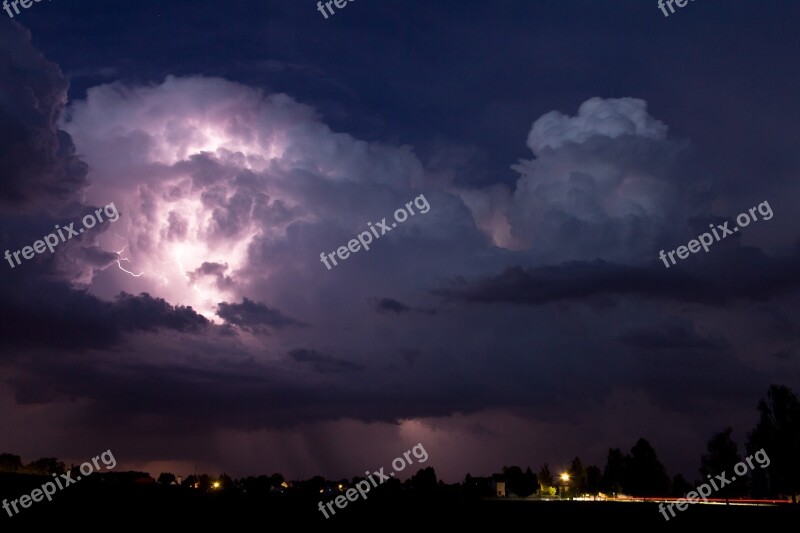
[459,97,712,264]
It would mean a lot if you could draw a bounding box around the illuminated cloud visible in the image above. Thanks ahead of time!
[60,76,428,318]
[526,97,668,153]
[503,97,711,262]
[452,97,709,260]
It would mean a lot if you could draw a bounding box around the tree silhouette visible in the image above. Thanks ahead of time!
[411,467,438,493]
[501,466,537,497]
[26,458,66,475]
[218,473,233,489]
[568,457,588,495]
[600,448,626,496]
[700,427,745,501]
[538,463,554,491]
[586,465,602,497]
[157,472,176,485]
[523,467,538,497]
[240,474,273,494]
[0,454,23,473]
[670,474,693,497]
[625,438,670,496]
[746,384,800,501]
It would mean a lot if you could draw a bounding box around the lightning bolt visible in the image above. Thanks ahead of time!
[113,234,144,278]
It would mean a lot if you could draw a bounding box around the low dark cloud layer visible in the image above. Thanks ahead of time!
[217,298,305,331]
[369,297,436,316]
[434,245,800,307]
[0,279,209,352]
[288,349,364,374]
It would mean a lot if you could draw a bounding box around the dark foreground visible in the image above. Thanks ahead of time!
[1,475,797,528]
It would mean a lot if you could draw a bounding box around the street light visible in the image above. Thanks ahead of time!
[559,473,570,499]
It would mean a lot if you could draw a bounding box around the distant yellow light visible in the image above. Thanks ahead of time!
[212,481,221,489]
[338,484,343,490]
[560,473,570,482]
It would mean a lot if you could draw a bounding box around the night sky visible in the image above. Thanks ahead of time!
[1,0,799,482]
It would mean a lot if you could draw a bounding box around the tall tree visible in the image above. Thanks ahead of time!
[523,467,538,497]
[568,457,588,495]
[586,465,602,497]
[502,465,537,497]
[538,463,554,491]
[746,384,800,501]
[670,474,693,497]
[600,448,626,496]
[625,438,670,496]
[699,427,745,501]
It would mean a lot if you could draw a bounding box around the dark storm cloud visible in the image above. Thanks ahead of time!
[435,262,705,304]
[0,22,88,210]
[368,297,437,316]
[434,245,800,306]
[7,347,493,430]
[619,323,727,352]
[371,297,410,313]
[288,349,363,374]
[112,292,210,333]
[0,280,208,352]
[216,298,305,331]
[625,337,767,415]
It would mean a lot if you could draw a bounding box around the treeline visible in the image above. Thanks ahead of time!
[470,384,800,501]
[0,456,65,476]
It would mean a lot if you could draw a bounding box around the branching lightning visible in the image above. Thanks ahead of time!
[113,235,144,278]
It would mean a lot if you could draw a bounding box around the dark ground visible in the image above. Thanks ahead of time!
[1,473,797,529]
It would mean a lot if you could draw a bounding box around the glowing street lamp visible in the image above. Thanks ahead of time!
[559,473,570,499]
